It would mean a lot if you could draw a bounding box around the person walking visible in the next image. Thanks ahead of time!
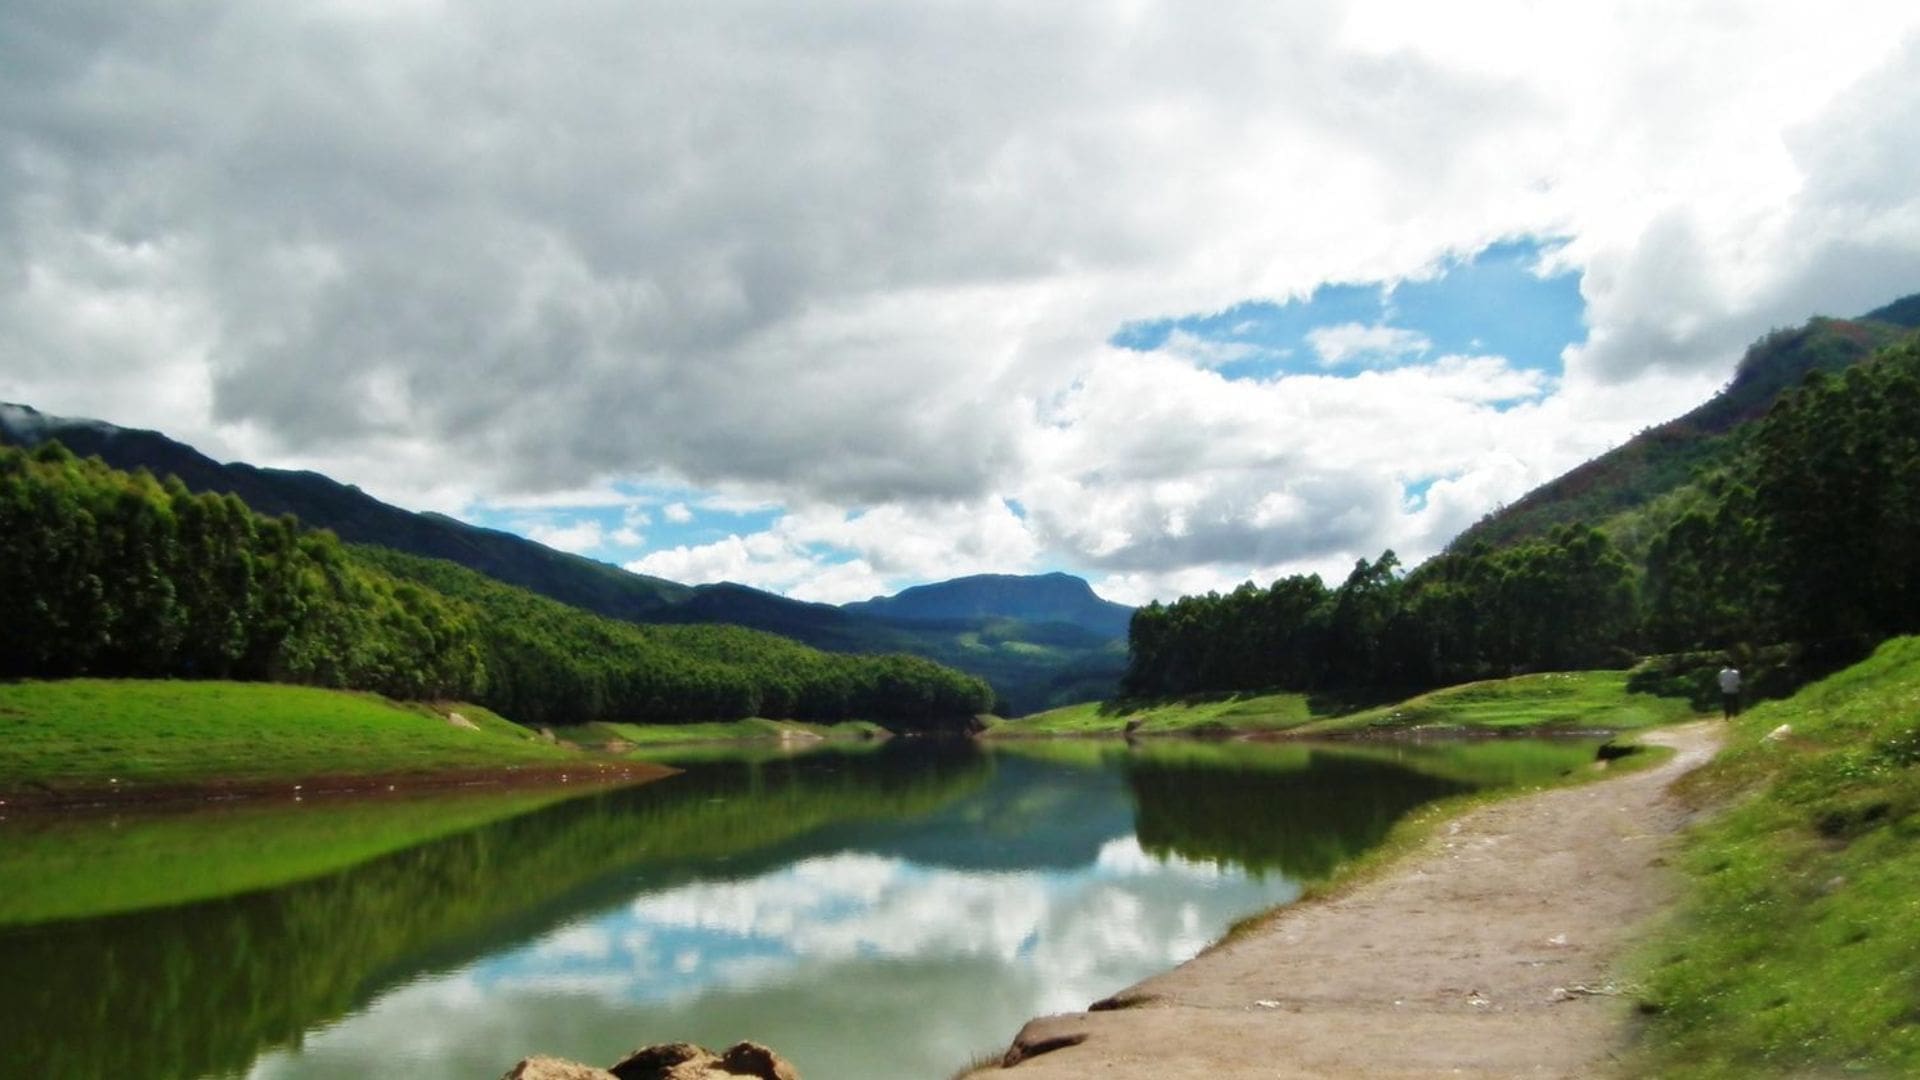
[1717,664,1742,719]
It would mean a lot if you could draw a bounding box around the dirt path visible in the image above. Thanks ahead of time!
[975,722,1722,1079]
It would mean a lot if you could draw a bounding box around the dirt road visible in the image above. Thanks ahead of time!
[974,722,1721,1079]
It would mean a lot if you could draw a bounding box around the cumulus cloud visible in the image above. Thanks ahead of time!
[1306,322,1432,366]
[2,2,1917,602]
[524,518,608,556]
[626,497,1040,603]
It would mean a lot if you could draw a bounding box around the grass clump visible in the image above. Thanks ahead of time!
[1629,636,1920,1077]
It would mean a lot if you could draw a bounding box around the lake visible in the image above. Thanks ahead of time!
[0,736,1607,1079]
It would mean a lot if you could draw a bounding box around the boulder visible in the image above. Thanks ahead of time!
[500,1056,617,1080]
[609,1042,800,1080]
[720,1042,801,1080]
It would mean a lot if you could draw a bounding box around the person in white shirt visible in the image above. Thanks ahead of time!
[1717,665,1742,719]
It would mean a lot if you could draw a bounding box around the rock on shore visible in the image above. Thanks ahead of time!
[501,1041,799,1080]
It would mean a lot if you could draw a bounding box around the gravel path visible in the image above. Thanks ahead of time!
[974,722,1722,1079]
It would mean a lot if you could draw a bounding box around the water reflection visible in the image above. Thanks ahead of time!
[0,735,1601,1080]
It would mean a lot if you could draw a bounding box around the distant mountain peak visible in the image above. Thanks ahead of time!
[845,571,1133,638]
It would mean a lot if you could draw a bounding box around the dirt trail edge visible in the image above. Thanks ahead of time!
[977,722,1722,1079]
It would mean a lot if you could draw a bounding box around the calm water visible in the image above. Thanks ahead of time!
[0,736,1603,1079]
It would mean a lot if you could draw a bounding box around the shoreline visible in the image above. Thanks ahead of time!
[970,721,1721,1078]
[0,759,676,812]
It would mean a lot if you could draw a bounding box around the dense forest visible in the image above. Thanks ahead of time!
[0,403,1127,716]
[354,546,995,729]
[0,442,993,728]
[1126,335,1920,698]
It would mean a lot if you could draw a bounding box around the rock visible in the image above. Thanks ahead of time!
[719,1042,801,1080]
[609,1042,801,1080]
[1762,723,1793,744]
[447,711,479,731]
[500,1057,617,1080]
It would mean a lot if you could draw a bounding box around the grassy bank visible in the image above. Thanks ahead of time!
[988,689,1333,736]
[1629,636,1920,1077]
[1297,670,1693,735]
[994,670,1692,738]
[0,679,606,801]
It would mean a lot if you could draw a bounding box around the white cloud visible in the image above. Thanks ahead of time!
[4,3,1919,603]
[1305,322,1432,366]
[625,498,1041,603]
[1161,328,1270,368]
[608,506,650,547]
[524,518,607,556]
[662,502,694,525]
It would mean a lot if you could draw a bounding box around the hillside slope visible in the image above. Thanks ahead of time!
[0,404,1122,712]
[1451,297,1920,552]
[0,403,691,620]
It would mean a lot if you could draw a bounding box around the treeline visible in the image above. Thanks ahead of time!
[354,547,994,729]
[1645,335,1920,652]
[1127,335,1920,698]
[0,443,993,728]
[1125,527,1635,696]
[0,442,485,699]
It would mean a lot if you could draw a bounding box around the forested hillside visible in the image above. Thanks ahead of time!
[1128,329,1920,700]
[0,441,486,700]
[1450,297,1920,552]
[0,442,993,729]
[355,547,994,729]
[1126,525,1636,696]
[0,404,1121,712]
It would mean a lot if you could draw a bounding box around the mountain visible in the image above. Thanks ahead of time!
[844,572,1134,638]
[0,402,692,620]
[1450,295,1920,553]
[0,404,1123,713]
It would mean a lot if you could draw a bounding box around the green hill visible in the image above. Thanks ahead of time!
[0,679,593,801]
[0,442,993,729]
[0,404,1121,712]
[1451,298,1920,553]
[1113,292,1920,705]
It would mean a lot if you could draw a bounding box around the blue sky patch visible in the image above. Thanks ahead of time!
[1111,237,1585,381]
[464,485,783,562]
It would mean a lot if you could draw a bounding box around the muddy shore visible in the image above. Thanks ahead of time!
[972,722,1721,1078]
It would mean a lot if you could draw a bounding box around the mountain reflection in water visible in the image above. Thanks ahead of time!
[0,735,1599,1080]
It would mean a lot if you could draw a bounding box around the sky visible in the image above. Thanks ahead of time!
[5,2,1920,606]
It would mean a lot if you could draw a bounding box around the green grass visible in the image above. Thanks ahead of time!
[992,670,1692,738]
[0,679,586,797]
[988,690,1320,736]
[1296,670,1694,735]
[1627,636,1920,1078]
